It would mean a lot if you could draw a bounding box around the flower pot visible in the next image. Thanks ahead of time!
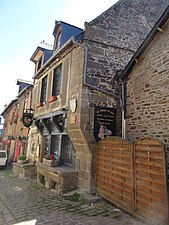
[48,96,57,103]
[43,158,59,167]
[17,159,28,164]
[36,102,43,108]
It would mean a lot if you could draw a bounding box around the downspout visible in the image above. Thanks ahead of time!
[72,37,125,139]
[121,80,126,139]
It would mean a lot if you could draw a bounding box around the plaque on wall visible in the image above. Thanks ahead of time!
[69,99,77,113]
[94,106,116,142]
[69,115,76,124]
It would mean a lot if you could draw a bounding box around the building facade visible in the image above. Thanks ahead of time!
[26,0,169,194]
[1,80,33,163]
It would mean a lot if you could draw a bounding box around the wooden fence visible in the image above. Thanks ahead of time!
[97,136,169,225]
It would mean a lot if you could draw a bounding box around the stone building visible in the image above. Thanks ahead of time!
[1,80,33,163]
[119,5,169,160]
[28,0,169,194]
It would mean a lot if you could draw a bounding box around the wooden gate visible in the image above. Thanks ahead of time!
[134,137,169,225]
[97,137,134,211]
[97,136,169,225]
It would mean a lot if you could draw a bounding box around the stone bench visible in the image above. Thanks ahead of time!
[36,162,78,195]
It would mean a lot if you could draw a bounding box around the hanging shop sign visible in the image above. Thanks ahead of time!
[94,106,116,142]
[22,113,33,127]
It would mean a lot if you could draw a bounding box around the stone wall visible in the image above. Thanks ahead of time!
[84,0,169,95]
[67,46,120,193]
[125,19,169,156]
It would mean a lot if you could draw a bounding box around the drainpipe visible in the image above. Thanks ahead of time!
[121,80,126,140]
[71,38,125,139]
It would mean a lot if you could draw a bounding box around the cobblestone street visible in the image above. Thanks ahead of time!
[0,168,146,225]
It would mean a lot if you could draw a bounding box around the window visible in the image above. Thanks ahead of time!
[52,64,62,96]
[44,136,50,156]
[0,152,6,158]
[51,135,60,157]
[40,75,48,102]
[37,57,43,71]
[54,31,62,51]
[43,134,76,168]
[61,135,76,168]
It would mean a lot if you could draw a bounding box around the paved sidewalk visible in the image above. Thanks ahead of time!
[0,168,146,225]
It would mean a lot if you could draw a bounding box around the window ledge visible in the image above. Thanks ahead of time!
[48,96,57,103]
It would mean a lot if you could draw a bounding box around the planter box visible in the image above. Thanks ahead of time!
[43,158,59,167]
[48,96,57,103]
[36,102,43,108]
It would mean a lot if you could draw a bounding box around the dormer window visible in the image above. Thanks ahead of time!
[53,24,62,51]
[37,56,43,71]
[54,31,62,51]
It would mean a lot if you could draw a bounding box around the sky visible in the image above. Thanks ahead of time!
[0,0,118,114]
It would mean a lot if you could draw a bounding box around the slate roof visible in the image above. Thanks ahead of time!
[17,79,33,94]
[53,21,83,50]
[87,0,169,52]
[119,5,169,80]
[30,46,53,64]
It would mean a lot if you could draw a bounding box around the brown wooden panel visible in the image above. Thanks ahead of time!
[96,136,169,225]
[97,137,134,211]
[134,136,169,225]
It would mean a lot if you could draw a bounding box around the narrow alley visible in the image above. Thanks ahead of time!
[0,168,145,225]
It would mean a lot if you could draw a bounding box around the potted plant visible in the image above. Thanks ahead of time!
[17,155,28,164]
[43,153,59,167]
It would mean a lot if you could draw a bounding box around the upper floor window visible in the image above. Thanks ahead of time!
[52,64,62,96]
[54,31,62,51]
[40,75,48,103]
[37,56,43,71]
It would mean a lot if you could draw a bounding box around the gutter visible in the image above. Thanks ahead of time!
[72,38,126,139]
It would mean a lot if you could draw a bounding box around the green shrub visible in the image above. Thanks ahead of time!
[64,193,85,204]
[18,155,26,160]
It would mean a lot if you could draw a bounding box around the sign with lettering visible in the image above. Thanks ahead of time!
[22,113,33,127]
[94,106,116,142]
